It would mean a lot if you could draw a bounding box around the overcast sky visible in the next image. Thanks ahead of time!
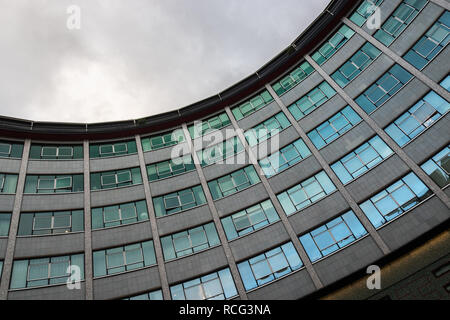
[0,0,329,123]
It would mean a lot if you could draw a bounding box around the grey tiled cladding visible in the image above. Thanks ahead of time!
[0,194,15,212]
[422,45,450,82]
[214,183,268,217]
[93,266,161,300]
[14,233,84,259]
[27,160,83,174]
[0,158,21,174]
[345,154,410,203]
[156,204,212,236]
[246,268,316,300]
[319,121,376,164]
[91,222,152,250]
[0,238,7,259]
[202,162,250,181]
[165,246,228,284]
[149,170,200,197]
[229,221,290,261]
[377,195,450,251]
[90,154,139,172]
[279,71,323,107]
[287,191,350,235]
[21,193,84,212]
[8,283,86,300]
[90,184,145,208]
[234,100,281,131]
[389,2,445,57]
[143,142,189,164]
[313,236,384,287]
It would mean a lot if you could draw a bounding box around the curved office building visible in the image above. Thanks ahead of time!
[0,0,449,300]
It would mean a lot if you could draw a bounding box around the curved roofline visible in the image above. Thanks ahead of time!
[0,0,359,141]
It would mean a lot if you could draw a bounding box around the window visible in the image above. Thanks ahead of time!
[141,129,185,152]
[93,241,156,277]
[29,144,83,160]
[0,174,18,194]
[360,172,432,228]
[231,90,274,121]
[18,210,84,236]
[272,61,315,96]
[356,64,413,114]
[331,42,382,87]
[0,141,23,159]
[171,268,238,300]
[277,171,336,216]
[89,140,137,158]
[92,200,149,229]
[10,254,84,289]
[331,135,394,184]
[208,166,260,200]
[404,11,450,70]
[244,112,291,147]
[153,185,207,217]
[385,89,449,147]
[421,145,449,188]
[288,82,336,120]
[374,0,427,46]
[124,289,163,300]
[0,213,11,236]
[197,137,244,167]
[222,200,279,240]
[188,112,231,138]
[0,261,2,279]
[299,210,368,262]
[147,156,195,181]
[311,25,355,65]
[307,106,362,150]
[237,242,303,291]
[90,168,142,191]
[24,175,83,194]
[441,74,450,91]
[161,222,220,260]
[349,0,384,27]
[259,138,311,177]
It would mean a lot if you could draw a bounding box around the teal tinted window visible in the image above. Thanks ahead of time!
[24,175,83,193]
[124,289,163,300]
[153,185,207,217]
[259,138,311,177]
[0,174,18,194]
[197,137,244,167]
[89,140,137,158]
[208,166,260,200]
[188,112,231,138]
[441,75,450,91]
[360,172,432,228]
[374,0,427,46]
[161,222,220,260]
[288,81,336,120]
[0,213,11,236]
[421,145,450,188]
[147,156,195,181]
[272,61,315,96]
[141,129,185,152]
[93,240,156,277]
[349,0,384,27]
[331,42,382,87]
[244,112,291,147]
[277,171,336,216]
[18,210,84,236]
[92,200,149,229]
[10,254,84,289]
[307,106,362,149]
[331,136,394,184]
[311,25,355,65]
[0,141,23,159]
[221,199,279,240]
[90,167,142,191]
[170,268,237,300]
[29,144,83,160]
[231,90,274,121]
[237,242,303,291]
[299,210,368,262]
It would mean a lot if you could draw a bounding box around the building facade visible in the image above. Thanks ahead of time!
[0,0,449,300]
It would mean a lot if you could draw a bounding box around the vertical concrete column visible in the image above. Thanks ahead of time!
[0,139,30,300]
[181,124,248,300]
[135,134,171,300]
[265,84,391,256]
[83,140,94,300]
[342,17,450,102]
[224,107,325,290]
[429,0,450,11]
[304,54,450,209]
